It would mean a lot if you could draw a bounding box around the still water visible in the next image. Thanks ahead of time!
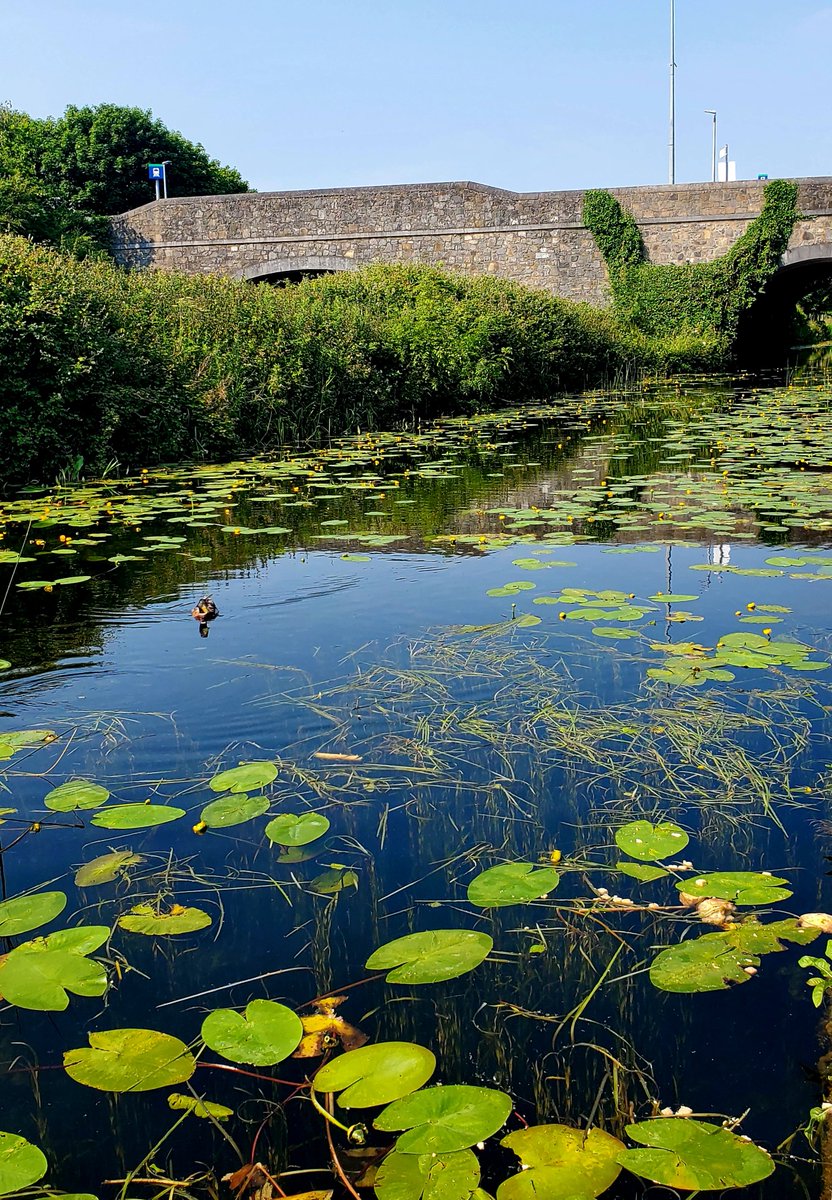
[2,372,832,1198]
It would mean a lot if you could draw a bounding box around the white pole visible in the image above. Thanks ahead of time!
[154,178,160,202]
[668,0,676,184]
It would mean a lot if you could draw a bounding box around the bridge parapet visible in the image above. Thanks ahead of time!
[110,177,832,305]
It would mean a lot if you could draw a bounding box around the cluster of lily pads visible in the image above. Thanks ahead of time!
[0,706,826,1200]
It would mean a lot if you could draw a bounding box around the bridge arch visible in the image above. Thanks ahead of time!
[737,242,832,359]
[234,256,358,286]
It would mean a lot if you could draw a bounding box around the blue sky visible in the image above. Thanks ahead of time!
[3,0,830,195]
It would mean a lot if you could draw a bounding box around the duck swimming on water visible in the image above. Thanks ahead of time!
[191,595,220,637]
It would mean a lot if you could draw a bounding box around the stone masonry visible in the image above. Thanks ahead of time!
[110,177,832,305]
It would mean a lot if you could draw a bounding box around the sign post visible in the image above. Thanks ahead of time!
[148,162,167,201]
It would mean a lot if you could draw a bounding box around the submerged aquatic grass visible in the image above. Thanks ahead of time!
[0,375,832,1198]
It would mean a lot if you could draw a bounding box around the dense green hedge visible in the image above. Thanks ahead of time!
[583,180,800,339]
[0,235,727,483]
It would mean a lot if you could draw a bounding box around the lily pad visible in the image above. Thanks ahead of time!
[167,1093,233,1121]
[75,851,144,887]
[0,891,66,937]
[0,926,109,1010]
[90,804,185,829]
[615,821,689,862]
[0,1131,48,1196]
[201,999,303,1066]
[649,593,699,603]
[375,1149,480,1200]
[498,1124,625,1200]
[314,1042,436,1108]
[265,811,331,847]
[467,863,559,908]
[208,761,278,793]
[617,862,669,883]
[619,1119,774,1190]
[676,871,791,906]
[375,1085,512,1154]
[43,779,110,811]
[199,793,270,829]
[117,904,212,936]
[649,920,816,993]
[366,929,493,984]
[64,1028,196,1092]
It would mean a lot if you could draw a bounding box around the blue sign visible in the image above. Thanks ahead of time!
[148,163,165,181]
[757,173,769,180]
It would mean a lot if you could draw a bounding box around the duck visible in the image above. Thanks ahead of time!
[191,595,220,622]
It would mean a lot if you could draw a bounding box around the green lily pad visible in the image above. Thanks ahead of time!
[649,919,816,993]
[366,929,493,984]
[0,891,66,938]
[677,871,791,906]
[0,926,109,1010]
[467,863,559,908]
[375,1149,480,1200]
[498,1124,625,1200]
[314,1042,436,1108]
[167,1093,233,1121]
[201,999,303,1066]
[619,1119,774,1190]
[375,1085,512,1154]
[265,811,331,847]
[43,779,110,811]
[615,821,689,862]
[54,575,91,586]
[617,862,669,883]
[486,582,535,597]
[90,804,185,829]
[199,793,270,828]
[0,730,55,759]
[0,661,10,671]
[74,851,144,887]
[0,1131,48,1196]
[591,627,641,639]
[649,593,699,603]
[117,904,212,936]
[208,761,278,793]
[64,1028,196,1092]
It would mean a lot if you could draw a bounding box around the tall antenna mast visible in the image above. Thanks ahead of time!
[669,0,676,184]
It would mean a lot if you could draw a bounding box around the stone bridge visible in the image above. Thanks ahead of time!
[110,177,832,306]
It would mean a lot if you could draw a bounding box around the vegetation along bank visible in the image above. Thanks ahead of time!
[0,179,801,485]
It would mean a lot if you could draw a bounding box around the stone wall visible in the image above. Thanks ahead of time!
[110,177,832,305]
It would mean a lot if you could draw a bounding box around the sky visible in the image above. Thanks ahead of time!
[2,0,830,196]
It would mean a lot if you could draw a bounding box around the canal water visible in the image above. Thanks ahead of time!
[2,369,832,1198]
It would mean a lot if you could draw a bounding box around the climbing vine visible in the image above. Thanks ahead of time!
[583,180,800,342]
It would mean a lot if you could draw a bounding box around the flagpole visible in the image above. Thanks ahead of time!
[669,0,676,184]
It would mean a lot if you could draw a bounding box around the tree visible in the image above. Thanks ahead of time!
[0,103,250,252]
[40,104,250,214]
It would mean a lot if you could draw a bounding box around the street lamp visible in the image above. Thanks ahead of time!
[705,110,717,182]
[668,0,676,184]
[161,161,171,200]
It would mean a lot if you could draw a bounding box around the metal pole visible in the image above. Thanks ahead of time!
[155,178,160,202]
[668,0,676,184]
[162,161,170,200]
[705,110,717,182]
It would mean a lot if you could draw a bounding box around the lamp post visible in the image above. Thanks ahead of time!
[161,161,171,200]
[668,0,676,184]
[705,110,717,182]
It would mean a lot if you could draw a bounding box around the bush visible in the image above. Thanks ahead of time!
[0,238,726,484]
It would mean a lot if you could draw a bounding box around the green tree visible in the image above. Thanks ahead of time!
[40,104,250,214]
[0,103,250,252]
